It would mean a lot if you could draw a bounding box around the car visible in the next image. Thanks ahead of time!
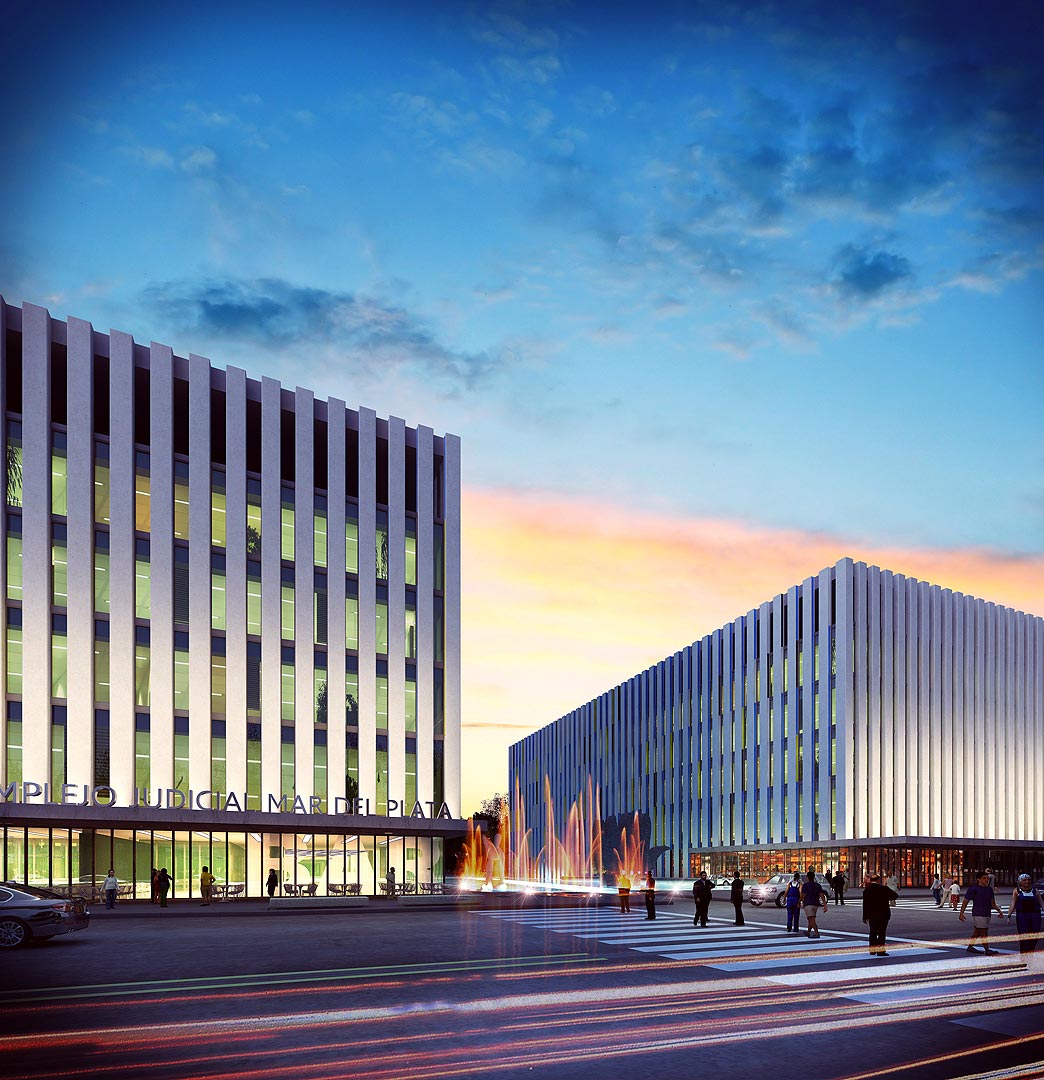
[710,874,734,889]
[746,873,835,907]
[0,882,91,948]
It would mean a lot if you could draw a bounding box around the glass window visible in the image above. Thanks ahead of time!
[346,664,359,726]
[134,641,150,707]
[314,507,327,569]
[94,534,109,613]
[405,743,417,809]
[52,434,68,518]
[212,557,226,631]
[174,719,189,794]
[314,576,328,646]
[376,587,388,655]
[211,725,226,797]
[212,649,226,715]
[346,581,359,651]
[376,734,388,816]
[52,536,68,608]
[135,545,150,621]
[247,566,261,636]
[6,422,23,508]
[247,642,261,717]
[6,619,22,695]
[134,453,150,533]
[6,710,22,786]
[51,711,67,786]
[313,738,327,814]
[6,522,22,602]
[433,596,444,663]
[94,639,110,703]
[345,508,359,575]
[405,519,417,586]
[281,655,295,721]
[346,730,359,797]
[211,471,226,548]
[405,674,417,733]
[52,623,68,700]
[376,672,388,728]
[174,462,190,540]
[405,604,416,659]
[247,723,261,810]
[376,510,389,580]
[174,634,189,711]
[280,733,294,801]
[433,523,444,591]
[281,488,295,562]
[281,578,294,640]
[246,479,262,556]
[94,445,110,525]
[314,666,327,726]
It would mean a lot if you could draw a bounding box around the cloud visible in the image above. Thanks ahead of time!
[129,145,174,169]
[142,276,513,391]
[180,145,217,173]
[831,243,913,299]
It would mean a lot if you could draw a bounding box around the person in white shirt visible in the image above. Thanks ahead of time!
[103,870,119,910]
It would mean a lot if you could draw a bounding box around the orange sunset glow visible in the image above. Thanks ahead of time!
[459,485,1044,814]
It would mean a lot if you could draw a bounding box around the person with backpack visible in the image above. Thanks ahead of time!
[784,873,802,933]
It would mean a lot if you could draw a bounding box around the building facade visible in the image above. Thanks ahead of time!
[510,558,1044,887]
[0,299,465,898]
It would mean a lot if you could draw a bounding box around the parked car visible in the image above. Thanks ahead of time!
[746,873,834,907]
[710,875,734,889]
[0,882,91,948]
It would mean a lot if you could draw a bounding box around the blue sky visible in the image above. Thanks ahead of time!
[3,0,1042,556]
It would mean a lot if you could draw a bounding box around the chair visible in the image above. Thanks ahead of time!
[305,883,318,896]
[229,884,245,900]
[346,883,362,895]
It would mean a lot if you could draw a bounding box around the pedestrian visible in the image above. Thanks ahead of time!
[157,867,172,908]
[200,865,215,906]
[691,871,711,927]
[931,875,944,907]
[617,871,631,914]
[103,869,118,910]
[266,868,278,898]
[1006,874,1043,962]
[784,872,802,933]
[825,867,835,895]
[643,871,656,920]
[862,873,898,956]
[800,869,828,938]
[387,865,396,897]
[833,869,846,905]
[985,867,996,890]
[949,880,961,910]
[959,870,1003,954]
[885,872,899,906]
[150,867,159,904]
[730,871,745,926]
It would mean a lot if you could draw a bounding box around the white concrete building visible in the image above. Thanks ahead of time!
[510,558,1044,887]
[0,299,464,897]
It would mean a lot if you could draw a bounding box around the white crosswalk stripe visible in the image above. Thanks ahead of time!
[476,907,966,974]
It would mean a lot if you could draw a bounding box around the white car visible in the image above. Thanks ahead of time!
[746,873,834,907]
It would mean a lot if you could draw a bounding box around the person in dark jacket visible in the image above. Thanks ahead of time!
[862,873,898,956]
[730,871,745,926]
[692,871,712,927]
[833,869,846,905]
[266,868,278,898]
[157,867,172,908]
[643,871,656,920]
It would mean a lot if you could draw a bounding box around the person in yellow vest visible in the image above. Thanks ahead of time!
[617,871,632,913]
[200,865,216,906]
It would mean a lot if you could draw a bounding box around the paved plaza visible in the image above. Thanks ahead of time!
[1,893,1042,1079]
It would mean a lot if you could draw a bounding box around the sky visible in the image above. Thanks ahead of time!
[2,0,1042,814]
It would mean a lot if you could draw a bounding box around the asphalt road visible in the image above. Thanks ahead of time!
[1,894,1041,1080]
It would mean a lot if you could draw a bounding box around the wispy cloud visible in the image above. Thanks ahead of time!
[142,275,516,391]
[831,243,913,300]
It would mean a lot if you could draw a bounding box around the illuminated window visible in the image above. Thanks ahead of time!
[135,540,150,621]
[51,708,67,787]
[94,532,109,613]
[247,641,261,717]
[135,715,150,791]
[314,499,327,568]
[173,461,190,540]
[281,486,295,562]
[211,720,225,798]
[405,603,417,659]
[345,505,358,574]
[346,729,359,797]
[376,510,389,580]
[246,478,262,556]
[174,632,189,711]
[94,627,110,703]
[281,569,294,640]
[174,718,189,794]
[405,737,417,810]
[134,628,150,707]
[405,671,417,734]
[281,645,295,721]
[281,729,294,801]
[346,661,359,727]
[313,734,327,814]
[211,639,226,715]
[52,527,68,608]
[314,664,328,726]
[376,584,388,654]
[433,596,444,663]
[346,580,359,651]
[376,733,388,815]
[94,443,110,524]
[313,573,328,646]
[376,662,388,728]
[7,708,24,784]
[211,554,226,631]
[6,611,23,695]
[246,722,261,810]
[6,421,23,508]
[247,564,261,636]
[405,518,417,586]
[52,433,68,517]
[6,516,22,601]
[433,523,444,591]
[51,615,68,699]
[134,452,150,533]
[211,469,226,548]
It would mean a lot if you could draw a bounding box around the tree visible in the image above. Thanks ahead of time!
[246,525,261,556]
[6,444,22,507]
[345,775,359,804]
[472,793,508,840]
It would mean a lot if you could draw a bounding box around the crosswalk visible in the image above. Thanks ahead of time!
[477,907,977,975]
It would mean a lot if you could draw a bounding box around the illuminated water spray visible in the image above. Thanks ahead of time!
[458,776,649,893]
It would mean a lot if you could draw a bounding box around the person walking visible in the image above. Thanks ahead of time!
[643,871,656,921]
[931,875,944,907]
[784,872,802,933]
[387,865,396,897]
[150,867,159,904]
[800,870,828,938]
[960,870,1004,954]
[833,869,846,905]
[199,865,215,906]
[617,871,632,914]
[691,871,712,927]
[730,871,745,926]
[157,867,172,908]
[862,873,898,956]
[103,869,119,910]
[266,868,278,898]
[949,880,961,910]
[1007,874,1044,961]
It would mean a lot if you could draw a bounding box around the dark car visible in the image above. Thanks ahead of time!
[0,882,91,947]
